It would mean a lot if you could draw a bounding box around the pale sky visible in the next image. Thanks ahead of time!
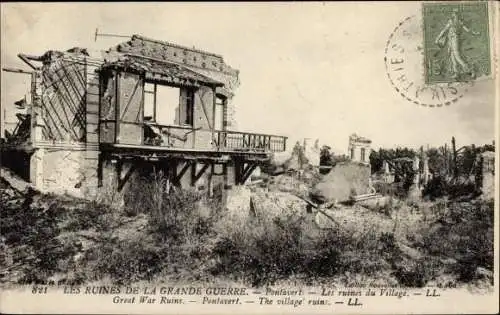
[1,2,497,154]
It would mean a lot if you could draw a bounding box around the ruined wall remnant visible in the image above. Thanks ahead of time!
[22,143,99,199]
[4,49,105,199]
[310,161,371,203]
[480,151,495,199]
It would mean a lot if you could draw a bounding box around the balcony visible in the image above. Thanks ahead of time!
[142,122,287,153]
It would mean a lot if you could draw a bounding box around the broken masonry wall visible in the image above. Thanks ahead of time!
[86,63,100,145]
[83,63,101,199]
[311,161,371,203]
[23,52,102,198]
[27,145,99,199]
[348,134,371,164]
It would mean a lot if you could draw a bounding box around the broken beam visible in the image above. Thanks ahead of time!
[191,163,210,186]
[174,161,192,185]
[240,163,258,184]
[18,54,41,70]
[2,67,32,74]
[118,163,137,191]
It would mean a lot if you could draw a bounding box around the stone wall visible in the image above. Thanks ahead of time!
[311,161,371,203]
[28,145,99,199]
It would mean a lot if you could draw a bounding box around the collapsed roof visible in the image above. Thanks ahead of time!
[18,34,240,93]
[101,55,224,88]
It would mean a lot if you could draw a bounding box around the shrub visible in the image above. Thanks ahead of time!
[211,212,399,286]
[83,236,164,285]
[106,171,224,284]
[392,257,442,288]
[423,176,480,200]
[303,236,341,278]
[62,201,114,232]
[125,170,215,242]
[421,200,493,283]
[212,213,306,286]
[1,193,82,284]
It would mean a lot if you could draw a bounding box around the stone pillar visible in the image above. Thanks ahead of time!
[408,156,422,201]
[383,161,390,174]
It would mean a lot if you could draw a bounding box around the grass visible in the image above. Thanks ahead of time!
[210,210,405,287]
[0,171,494,288]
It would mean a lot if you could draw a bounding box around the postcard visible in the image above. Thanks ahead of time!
[1,2,498,314]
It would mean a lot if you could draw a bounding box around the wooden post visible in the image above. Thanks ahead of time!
[114,71,120,144]
[97,153,103,187]
[223,163,228,188]
[190,161,197,186]
[153,83,157,122]
[167,159,176,193]
[221,163,229,209]
[212,87,216,148]
[444,143,448,175]
[208,163,214,197]
[115,159,122,191]
[234,160,242,185]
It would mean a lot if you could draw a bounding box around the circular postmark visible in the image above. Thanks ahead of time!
[384,15,473,108]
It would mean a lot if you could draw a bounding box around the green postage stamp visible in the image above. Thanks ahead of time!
[423,1,491,83]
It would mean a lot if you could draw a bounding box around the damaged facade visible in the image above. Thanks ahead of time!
[348,133,371,165]
[1,35,287,200]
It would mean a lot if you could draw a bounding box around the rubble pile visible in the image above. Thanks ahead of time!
[250,189,308,220]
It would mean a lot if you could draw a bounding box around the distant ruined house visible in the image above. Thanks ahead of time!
[348,133,371,165]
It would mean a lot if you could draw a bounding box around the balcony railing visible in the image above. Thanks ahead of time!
[214,130,287,152]
[141,122,287,153]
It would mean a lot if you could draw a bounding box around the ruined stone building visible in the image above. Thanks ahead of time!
[348,133,371,165]
[1,35,287,200]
